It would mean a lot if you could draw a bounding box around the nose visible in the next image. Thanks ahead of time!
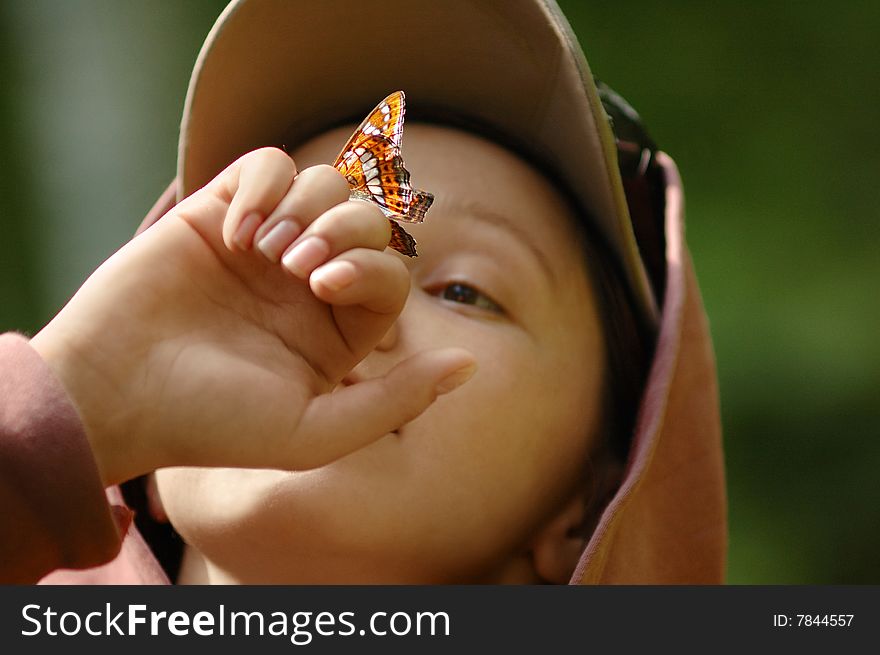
[376,319,399,352]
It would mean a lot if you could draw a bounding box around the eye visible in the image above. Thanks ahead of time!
[436,282,504,315]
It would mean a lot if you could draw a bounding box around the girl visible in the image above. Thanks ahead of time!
[2,0,726,584]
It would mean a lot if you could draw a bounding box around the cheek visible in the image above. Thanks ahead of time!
[406,324,601,542]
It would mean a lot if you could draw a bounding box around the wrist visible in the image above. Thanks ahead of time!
[29,321,137,487]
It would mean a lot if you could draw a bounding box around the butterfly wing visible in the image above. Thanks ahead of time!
[335,134,425,257]
[388,219,418,258]
[337,90,406,158]
[337,134,434,221]
[333,91,433,257]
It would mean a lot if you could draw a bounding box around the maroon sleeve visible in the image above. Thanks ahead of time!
[0,333,130,584]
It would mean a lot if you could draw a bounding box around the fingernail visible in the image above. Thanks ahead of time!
[435,363,477,395]
[311,260,356,292]
[233,212,262,249]
[256,220,301,262]
[282,236,330,277]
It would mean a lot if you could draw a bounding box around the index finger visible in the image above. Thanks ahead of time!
[210,147,299,251]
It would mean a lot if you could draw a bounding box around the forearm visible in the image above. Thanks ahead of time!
[0,333,127,584]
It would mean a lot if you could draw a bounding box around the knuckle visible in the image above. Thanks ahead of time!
[311,163,348,185]
[250,146,296,170]
[306,202,392,253]
[335,200,385,229]
[346,200,392,240]
[298,164,350,202]
[289,169,349,219]
[361,198,389,222]
[312,202,355,234]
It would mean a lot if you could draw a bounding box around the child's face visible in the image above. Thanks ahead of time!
[155,124,606,583]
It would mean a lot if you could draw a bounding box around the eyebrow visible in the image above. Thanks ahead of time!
[445,199,558,285]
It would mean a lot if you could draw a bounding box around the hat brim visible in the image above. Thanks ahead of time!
[178,0,658,325]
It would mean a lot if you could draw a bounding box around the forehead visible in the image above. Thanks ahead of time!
[294,122,565,202]
[293,122,585,269]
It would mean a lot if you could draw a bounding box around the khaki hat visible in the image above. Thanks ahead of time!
[178,0,660,326]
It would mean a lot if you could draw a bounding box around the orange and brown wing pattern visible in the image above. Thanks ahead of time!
[333,91,433,257]
[388,219,418,257]
[337,134,434,222]
[347,90,406,150]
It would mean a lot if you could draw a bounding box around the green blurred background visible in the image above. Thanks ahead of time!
[0,2,877,583]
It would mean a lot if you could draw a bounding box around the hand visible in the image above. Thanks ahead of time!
[30,148,475,487]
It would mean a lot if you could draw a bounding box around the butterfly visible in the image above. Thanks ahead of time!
[333,91,433,257]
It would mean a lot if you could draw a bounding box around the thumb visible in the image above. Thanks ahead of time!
[285,348,476,470]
